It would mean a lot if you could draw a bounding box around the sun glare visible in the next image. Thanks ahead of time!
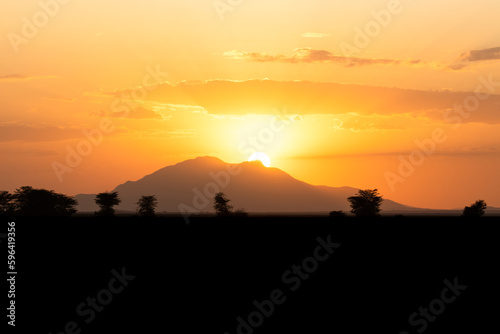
[248,152,271,167]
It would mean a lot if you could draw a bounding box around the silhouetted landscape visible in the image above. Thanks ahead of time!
[3,2,500,332]
[75,156,413,214]
[1,156,498,218]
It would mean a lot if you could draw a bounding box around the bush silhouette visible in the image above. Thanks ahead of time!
[214,192,233,216]
[462,200,487,217]
[137,195,158,217]
[347,189,383,217]
[95,192,121,216]
[12,186,77,216]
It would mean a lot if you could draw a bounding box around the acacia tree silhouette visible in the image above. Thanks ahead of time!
[11,186,77,216]
[214,192,233,216]
[347,189,383,217]
[137,195,158,217]
[95,192,121,216]
[462,200,487,217]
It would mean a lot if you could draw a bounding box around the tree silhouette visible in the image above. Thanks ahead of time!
[462,200,487,217]
[137,195,158,217]
[214,192,233,216]
[0,191,14,215]
[12,186,77,216]
[95,192,121,216]
[347,189,383,217]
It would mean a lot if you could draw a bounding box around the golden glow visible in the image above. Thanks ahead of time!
[248,152,271,168]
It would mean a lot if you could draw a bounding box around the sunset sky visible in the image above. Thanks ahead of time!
[1,0,500,209]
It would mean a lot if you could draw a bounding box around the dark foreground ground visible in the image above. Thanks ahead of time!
[2,216,499,333]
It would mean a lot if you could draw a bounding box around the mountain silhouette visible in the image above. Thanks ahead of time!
[74,156,414,214]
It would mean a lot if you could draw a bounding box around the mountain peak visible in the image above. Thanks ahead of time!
[75,156,413,213]
[178,156,274,171]
[240,159,267,168]
[180,156,225,165]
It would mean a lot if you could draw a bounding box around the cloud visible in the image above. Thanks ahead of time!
[0,122,84,143]
[0,75,58,82]
[110,106,163,120]
[132,129,197,139]
[0,145,57,157]
[87,100,165,120]
[43,97,76,103]
[448,46,500,70]
[223,48,423,67]
[222,50,288,62]
[302,32,331,38]
[460,46,500,62]
[329,113,420,132]
[288,148,500,160]
[125,79,500,126]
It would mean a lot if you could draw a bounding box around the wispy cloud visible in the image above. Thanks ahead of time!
[448,46,500,70]
[288,147,500,160]
[0,122,83,142]
[0,74,58,82]
[223,48,423,67]
[0,146,57,157]
[89,106,164,120]
[43,97,76,103]
[110,106,163,120]
[460,46,500,62]
[133,129,198,139]
[328,113,420,132]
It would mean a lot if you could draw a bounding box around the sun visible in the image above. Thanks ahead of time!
[248,152,271,167]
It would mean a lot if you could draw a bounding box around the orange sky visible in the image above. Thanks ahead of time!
[1,0,500,209]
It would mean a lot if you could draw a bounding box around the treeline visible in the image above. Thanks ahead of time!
[0,187,77,216]
[0,186,490,218]
[0,187,157,217]
[335,189,487,218]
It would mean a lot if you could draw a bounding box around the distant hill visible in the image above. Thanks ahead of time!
[75,156,417,214]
